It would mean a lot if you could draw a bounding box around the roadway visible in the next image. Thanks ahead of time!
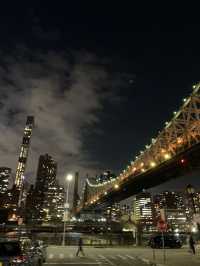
[44,246,148,266]
[44,246,200,266]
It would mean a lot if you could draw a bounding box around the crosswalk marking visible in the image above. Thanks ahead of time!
[117,255,127,260]
[108,255,116,259]
[48,253,54,259]
[47,253,141,265]
[98,255,116,266]
[142,258,150,263]
[126,255,136,260]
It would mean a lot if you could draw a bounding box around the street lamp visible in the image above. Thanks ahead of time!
[62,173,73,246]
[192,226,197,233]
[114,184,119,189]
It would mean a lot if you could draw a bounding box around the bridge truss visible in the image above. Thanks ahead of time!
[78,82,200,212]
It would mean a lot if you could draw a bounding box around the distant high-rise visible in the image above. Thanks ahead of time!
[96,170,116,183]
[105,203,122,222]
[185,185,200,221]
[133,192,154,232]
[0,167,11,194]
[33,154,64,223]
[35,154,57,192]
[153,191,185,217]
[153,191,188,232]
[15,116,34,189]
[72,172,79,215]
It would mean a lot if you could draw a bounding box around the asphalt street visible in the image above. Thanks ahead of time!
[44,246,200,266]
[44,246,150,266]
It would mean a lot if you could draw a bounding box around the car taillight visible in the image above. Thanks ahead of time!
[12,255,28,263]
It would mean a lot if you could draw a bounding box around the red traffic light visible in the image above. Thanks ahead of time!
[180,158,186,164]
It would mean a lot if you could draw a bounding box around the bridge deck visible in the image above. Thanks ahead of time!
[80,142,200,211]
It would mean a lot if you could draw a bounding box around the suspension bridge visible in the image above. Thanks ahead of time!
[77,82,200,213]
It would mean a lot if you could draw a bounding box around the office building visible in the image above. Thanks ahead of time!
[164,209,188,232]
[0,167,11,194]
[32,154,65,223]
[72,172,79,215]
[35,154,57,193]
[153,191,185,219]
[133,192,154,231]
[185,185,200,221]
[153,191,188,232]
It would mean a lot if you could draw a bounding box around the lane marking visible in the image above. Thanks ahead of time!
[48,254,54,259]
[108,256,116,259]
[125,255,136,260]
[98,255,116,266]
[141,258,150,263]
[117,255,127,260]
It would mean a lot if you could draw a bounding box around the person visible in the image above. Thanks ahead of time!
[76,237,85,257]
[189,234,195,255]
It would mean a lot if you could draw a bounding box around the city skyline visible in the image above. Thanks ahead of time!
[2,101,200,198]
[1,4,200,266]
[0,4,200,193]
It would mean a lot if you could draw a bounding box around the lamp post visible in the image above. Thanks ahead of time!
[62,173,73,246]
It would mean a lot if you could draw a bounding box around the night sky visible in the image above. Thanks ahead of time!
[0,3,200,192]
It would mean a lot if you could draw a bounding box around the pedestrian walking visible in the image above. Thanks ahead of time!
[189,234,195,255]
[76,237,85,257]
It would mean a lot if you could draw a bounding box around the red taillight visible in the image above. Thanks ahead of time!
[12,255,27,263]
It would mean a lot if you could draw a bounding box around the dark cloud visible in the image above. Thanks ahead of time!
[0,48,126,187]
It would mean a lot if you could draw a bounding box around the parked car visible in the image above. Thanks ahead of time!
[32,240,47,263]
[0,240,45,265]
[149,234,182,248]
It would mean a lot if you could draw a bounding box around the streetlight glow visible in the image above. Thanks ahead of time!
[150,161,156,167]
[164,153,171,160]
[66,174,73,181]
[177,137,183,144]
[192,226,197,233]
[62,172,73,246]
[114,184,119,189]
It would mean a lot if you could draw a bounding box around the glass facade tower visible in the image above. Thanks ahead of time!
[15,116,34,189]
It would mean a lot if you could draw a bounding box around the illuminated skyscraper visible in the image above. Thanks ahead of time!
[35,154,57,193]
[72,172,79,215]
[133,192,154,232]
[33,154,65,223]
[15,116,34,189]
[185,185,200,221]
[0,167,11,194]
[153,191,188,232]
